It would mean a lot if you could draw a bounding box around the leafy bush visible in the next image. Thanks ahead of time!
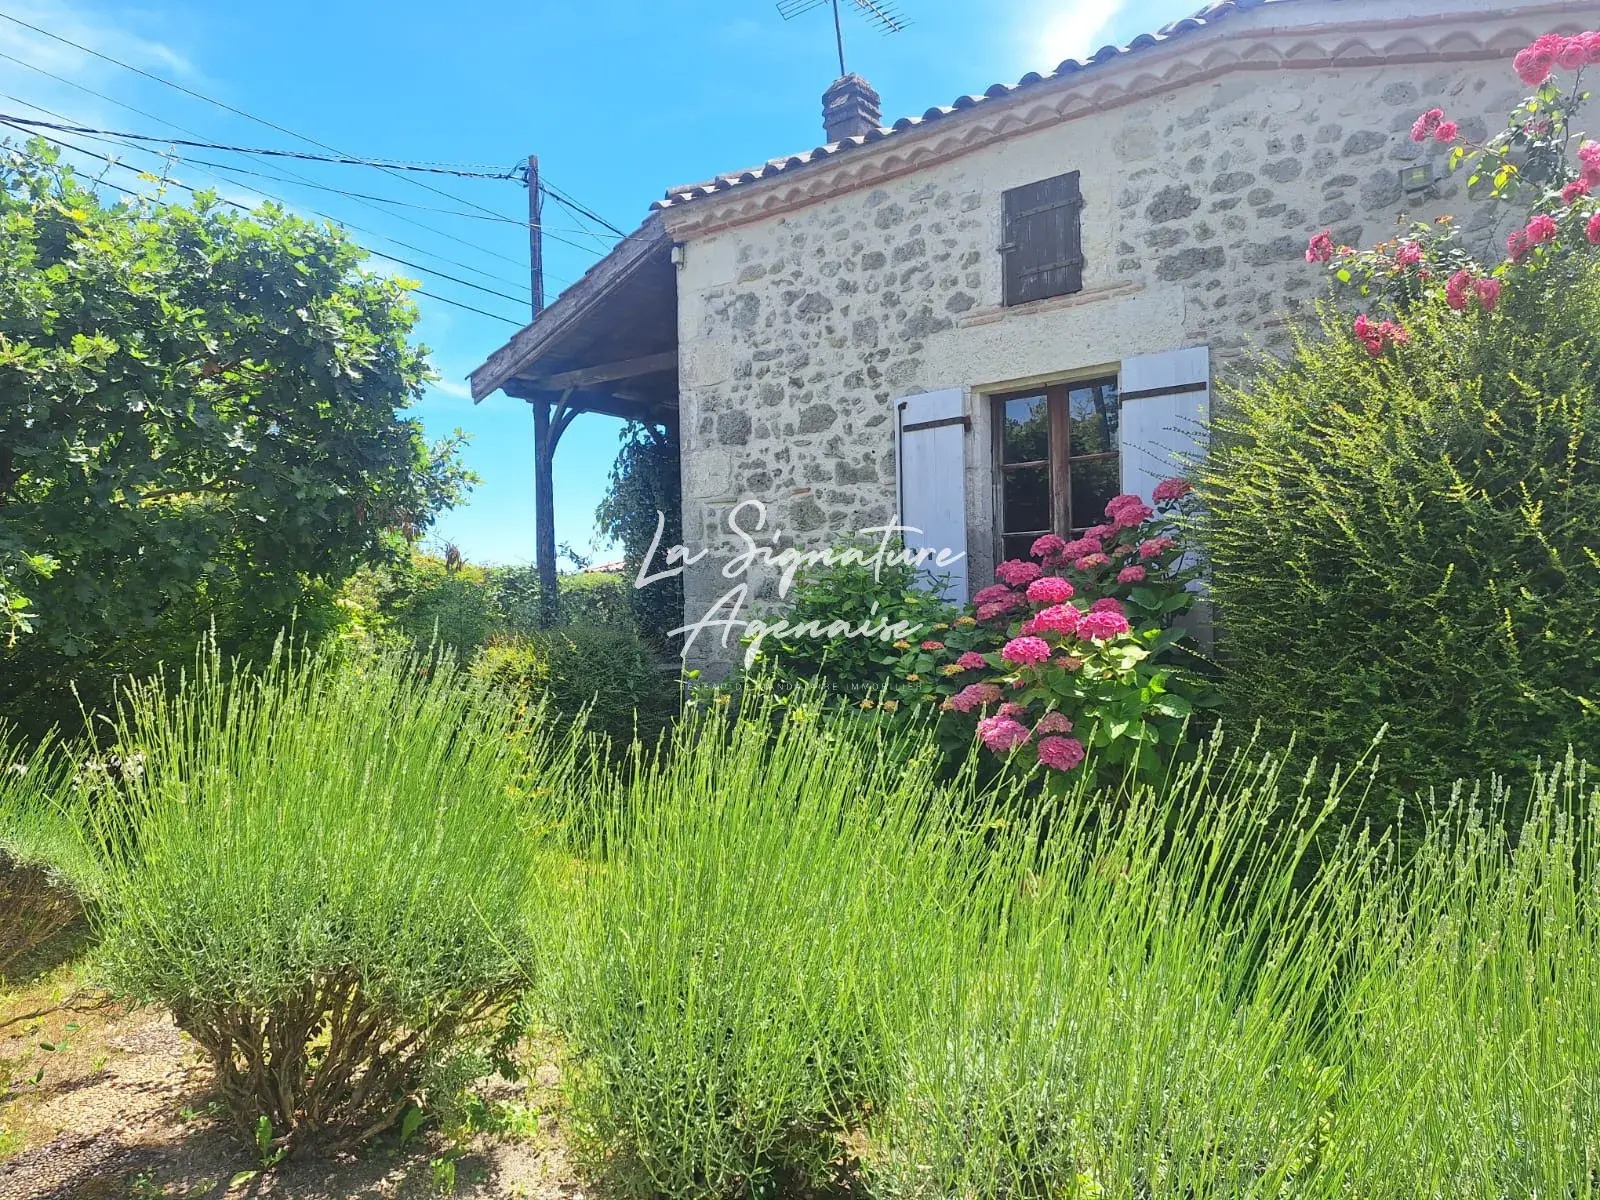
[0,732,90,979]
[1208,32,1600,797]
[549,688,979,1199]
[87,648,577,1154]
[596,422,683,647]
[472,625,677,748]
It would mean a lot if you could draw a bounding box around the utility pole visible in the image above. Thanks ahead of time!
[526,153,562,627]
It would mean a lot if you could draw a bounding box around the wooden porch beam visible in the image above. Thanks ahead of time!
[525,350,676,390]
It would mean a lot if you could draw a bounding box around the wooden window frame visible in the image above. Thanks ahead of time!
[993,376,1120,560]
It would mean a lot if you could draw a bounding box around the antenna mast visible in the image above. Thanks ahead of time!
[776,0,910,76]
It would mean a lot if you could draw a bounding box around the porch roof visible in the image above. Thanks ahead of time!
[468,213,678,423]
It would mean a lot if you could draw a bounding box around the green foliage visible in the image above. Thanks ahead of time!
[471,625,676,748]
[743,550,958,695]
[0,142,471,732]
[549,689,976,1199]
[0,730,89,978]
[1198,270,1600,796]
[84,647,579,1152]
[596,422,681,646]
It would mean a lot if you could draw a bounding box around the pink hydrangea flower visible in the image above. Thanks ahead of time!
[973,584,1016,606]
[1034,711,1074,736]
[1117,565,1147,584]
[995,559,1043,588]
[1029,533,1067,561]
[1138,536,1175,560]
[948,683,1003,713]
[977,714,1031,753]
[1109,499,1154,529]
[1036,736,1087,772]
[1074,554,1111,572]
[1305,230,1334,263]
[977,600,1018,622]
[1026,576,1075,604]
[1001,636,1052,666]
[920,640,945,652]
[956,651,988,671]
[1409,108,1444,143]
[1031,604,1082,636]
[1078,610,1132,641]
[997,702,1027,719]
[1060,536,1102,559]
[1475,277,1502,311]
[1152,478,1192,504]
[1103,495,1145,519]
[1082,524,1118,543]
[1090,597,1125,616]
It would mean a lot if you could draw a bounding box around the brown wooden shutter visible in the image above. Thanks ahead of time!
[1001,171,1084,307]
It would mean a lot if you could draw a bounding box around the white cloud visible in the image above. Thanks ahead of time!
[1034,0,1129,66]
[430,377,474,402]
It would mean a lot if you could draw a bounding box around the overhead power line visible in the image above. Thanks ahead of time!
[0,120,527,327]
[0,112,519,178]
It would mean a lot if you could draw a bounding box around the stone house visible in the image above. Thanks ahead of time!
[470,0,1597,673]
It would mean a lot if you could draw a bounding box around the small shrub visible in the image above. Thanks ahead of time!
[472,626,677,748]
[88,648,576,1154]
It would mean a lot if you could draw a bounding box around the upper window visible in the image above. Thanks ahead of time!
[994,377,1120,562]
[1001,171,1084,307]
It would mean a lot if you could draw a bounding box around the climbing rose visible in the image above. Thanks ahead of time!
[1563,180,1591,205]
[1078,610,1132,641]
[1029,533,1067,560]
[1434,120,1459,143]
[1117,565,1147,584]
[1074,554,1111,571]
[1034,711,1074,736]
[1152,478,1192,504]
[1580,141,1600,171]
[1557,35,1590,70]
[1036,736,1087,772]
[1138,536,1175,559]
[995,559,1043,587]
[1589,212,1600,245]
[956,651,988,671]
[948,682,1003,713]
[1409,108,1444,142]
[1514,34,1564,86]
[977,714,1031,753]
[1527,213,1559,244]
[1001,636,1052,665]
[1445,269,1474,311]
[973,583,1016,606]
[1026,576,1075,604]
[1305,230,1334,263]
[1507,228,1531,262]
[1090,597,1125,616]
[1475,277,1502,311]
[1031,604,1082,636]
[1394,241,1424,270]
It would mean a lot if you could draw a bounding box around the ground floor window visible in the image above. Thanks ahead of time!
[994,376,1120,562]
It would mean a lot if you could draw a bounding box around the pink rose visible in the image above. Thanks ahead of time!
[1563,180,1591,205]
[1557,36,1589,70]
[1445,269,1474,312]
[1117,565,1147,584]
[1410,108,1444,142]
[1026,576,1075,604]
[955,651,988,671]
[1475,277,1502,311]
[1034,711,1074,736]
[1305,230,1334,263]
[1031,604,1082,636]
[1507,228,1531,262]
[1588,212,1600,245]
[1515,48,1552,87]
[1528,213,1559,244]
[1001,636,1052,666]
[1036,735,1086,772]
[1434,121,1459,143]
[1078,610,1132,641]
[995,559,1043,587]
[977,714,1031,753]
[1029,533,1067,561]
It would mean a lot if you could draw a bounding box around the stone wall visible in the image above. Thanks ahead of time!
[667,46,1531,674]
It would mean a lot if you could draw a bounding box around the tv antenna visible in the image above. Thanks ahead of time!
[777,0,910,77]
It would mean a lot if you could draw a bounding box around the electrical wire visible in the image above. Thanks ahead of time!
[0,120,528,326]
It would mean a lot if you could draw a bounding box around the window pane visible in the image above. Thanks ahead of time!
[1069,456,1119,531]
[1002,466,1050,535]
[1001,396,1049,464]
[1003,535,1040,563]
[1068,380,1119,457]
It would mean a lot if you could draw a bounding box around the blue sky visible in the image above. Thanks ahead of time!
[0,0,1202,566]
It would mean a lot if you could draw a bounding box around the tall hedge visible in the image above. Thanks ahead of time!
[1198,260,1600,794]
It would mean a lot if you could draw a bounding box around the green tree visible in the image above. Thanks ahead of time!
[0,143,471,726]
[596,421,681,647]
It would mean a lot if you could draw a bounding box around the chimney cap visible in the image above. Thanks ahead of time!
[822,74,883,143]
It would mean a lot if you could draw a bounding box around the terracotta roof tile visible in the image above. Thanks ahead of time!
[653,0,1295,211]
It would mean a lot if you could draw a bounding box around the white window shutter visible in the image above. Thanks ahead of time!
[1118,346,1210,502]
[895,388,969,603]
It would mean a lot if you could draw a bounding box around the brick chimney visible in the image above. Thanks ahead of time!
[822,74,882,143]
